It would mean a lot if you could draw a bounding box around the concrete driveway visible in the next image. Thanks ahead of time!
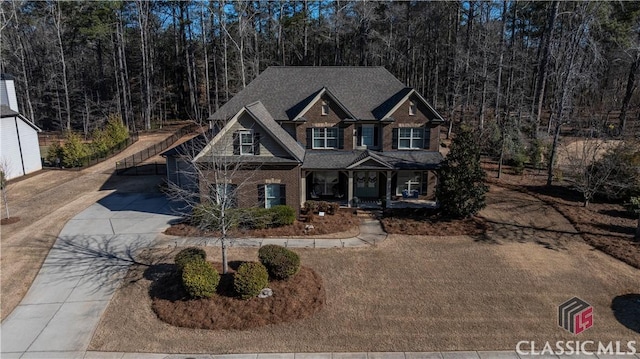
[0,193,181,357]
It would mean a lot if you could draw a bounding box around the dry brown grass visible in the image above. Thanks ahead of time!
[483,161,640,269]
[89,187,639,353]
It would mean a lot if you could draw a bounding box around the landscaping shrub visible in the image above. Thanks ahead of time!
[258,245,301,280]
[270,205,296,226]
[181,259,219,298]
[61,132,89,167]
[174,247,207,272]
[239,207,271,229]
[303,201,339,215]
[233,262,269,299]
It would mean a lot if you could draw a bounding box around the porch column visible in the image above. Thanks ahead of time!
[300,171,306,206]
[347,170,354,207]
[386,170,392,203]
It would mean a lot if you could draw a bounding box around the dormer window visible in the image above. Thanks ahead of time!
[409,101,417,116]
[239,130,254,155]
[321,100,330,116]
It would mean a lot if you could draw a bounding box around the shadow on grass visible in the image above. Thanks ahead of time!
[599,209,637,219]
[611,294,640,333]
[592,223,636,236]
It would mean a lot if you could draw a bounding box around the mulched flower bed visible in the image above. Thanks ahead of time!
[380,208,488,236]
[149,262,325,330]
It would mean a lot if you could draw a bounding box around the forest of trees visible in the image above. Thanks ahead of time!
[1,0,639,141]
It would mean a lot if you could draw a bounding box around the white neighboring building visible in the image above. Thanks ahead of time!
[0,75,42,180]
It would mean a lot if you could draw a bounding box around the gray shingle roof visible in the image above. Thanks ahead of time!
[209,67,408,121]
[0,105,19,118]
[302,150,443,170]
[244,101,305,161]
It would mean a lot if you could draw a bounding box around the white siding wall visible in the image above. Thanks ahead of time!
[16,118,42,175]
[0,116,42,180]
[1,118,24,179]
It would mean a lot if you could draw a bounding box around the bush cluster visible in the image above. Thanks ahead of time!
[181,259,219,298]
[303,201,339,215]
[233,262,269,299]
[174,247,207,272]
[258,245,300,280]
[190,204,296,230]
[45,115,130,168]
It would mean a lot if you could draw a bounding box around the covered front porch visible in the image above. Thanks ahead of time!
[300,169,437,208]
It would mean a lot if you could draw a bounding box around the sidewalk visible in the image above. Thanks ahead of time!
[168,218,388,249]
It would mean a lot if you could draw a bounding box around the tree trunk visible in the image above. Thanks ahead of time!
[636,214,640,240]
[618,53,639,136]
[533,1,559,138]
[52,3,71,131]
[546,121,562,186]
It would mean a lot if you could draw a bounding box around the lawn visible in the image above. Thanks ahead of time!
[88,187,640,353]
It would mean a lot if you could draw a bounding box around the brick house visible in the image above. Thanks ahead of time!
[164,67,445,212]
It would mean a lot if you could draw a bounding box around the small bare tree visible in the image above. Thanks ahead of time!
[0,159,14,219]
[165,126,261,274]
[562,135,620,207]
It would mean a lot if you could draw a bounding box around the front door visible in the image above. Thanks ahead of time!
[354,171,378,198]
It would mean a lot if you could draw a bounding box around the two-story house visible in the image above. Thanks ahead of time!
[164,66,444,212]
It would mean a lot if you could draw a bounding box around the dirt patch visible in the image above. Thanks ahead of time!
[0,217,20,225]
[150,262,325,330]
[165,209,360,239]
[380,208,487,236]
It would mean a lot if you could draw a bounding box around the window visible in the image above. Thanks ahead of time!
[264,184,285,208]
[311,171,339,196]
[321,100,330,116]
[360,125,376,148]
[312,127,338,149]
[239,130,253,155]
[397,172,421,197]
[409,101,417,116]
[398,128,424,149]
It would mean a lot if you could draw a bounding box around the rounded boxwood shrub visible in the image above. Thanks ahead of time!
[270,205,296,226]
[233,262,269,299]
[181,259,219,298]
[174,247,207,272]
[258,245,301,280]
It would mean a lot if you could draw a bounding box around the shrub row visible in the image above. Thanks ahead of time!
[174,247,219,299]
[303,201,339,215]
[191,204,296,231]
[233,262,269,299]
[258,245,300,280]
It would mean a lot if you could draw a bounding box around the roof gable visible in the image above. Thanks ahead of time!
[0,105,41,132]
[291,87,356,121]
[194,101,304,163]
[376,89,445,123]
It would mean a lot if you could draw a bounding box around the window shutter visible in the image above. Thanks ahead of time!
[373,126,379,147]
[253,132,261,155]
[279,184,286,205]
[356,126,362,146]
[232,132,240,155]
[306,128,312,149]
[423,127,431,149]
[257,184,265,207]
[338,127,344,149]
[392,128,398,149]
[421,172,428,195]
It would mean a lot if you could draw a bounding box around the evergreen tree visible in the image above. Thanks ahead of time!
[437,127,489,218]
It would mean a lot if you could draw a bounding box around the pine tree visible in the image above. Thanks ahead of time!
[437,126,489,218]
